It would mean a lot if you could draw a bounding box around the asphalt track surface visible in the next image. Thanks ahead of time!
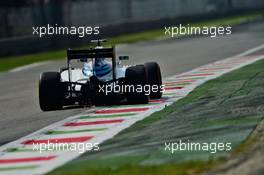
[0,21,264,146]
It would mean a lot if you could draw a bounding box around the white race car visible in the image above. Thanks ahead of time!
[39,39,162,111]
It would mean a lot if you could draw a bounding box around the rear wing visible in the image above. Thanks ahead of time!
[67,47,115,60]
[66,47,117,80]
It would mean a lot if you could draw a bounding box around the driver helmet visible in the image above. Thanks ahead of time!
[93,58,112,77]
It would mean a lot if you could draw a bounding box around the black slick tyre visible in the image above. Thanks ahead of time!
[125,65,149,104]
[144,62,162,99]
[39,72,63,111]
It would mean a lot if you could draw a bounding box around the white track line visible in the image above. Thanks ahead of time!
[9,62,51,73]
[234,44,264,57]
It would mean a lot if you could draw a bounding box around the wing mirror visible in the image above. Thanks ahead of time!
[119,56,129,60]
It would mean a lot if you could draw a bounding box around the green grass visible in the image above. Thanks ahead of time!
[192,115,262,128]
[1,11,264,72]
[50,158,220,175]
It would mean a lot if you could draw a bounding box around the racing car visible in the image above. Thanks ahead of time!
[39,39,163,111]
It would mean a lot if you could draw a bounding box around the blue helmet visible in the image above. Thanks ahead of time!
[94,58,112,77]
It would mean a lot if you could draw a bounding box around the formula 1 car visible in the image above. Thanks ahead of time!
[39,39,162,111]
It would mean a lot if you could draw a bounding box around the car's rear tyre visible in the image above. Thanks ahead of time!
[39,72,63,111]
[144,62,162,99]
[125,65,149,104]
